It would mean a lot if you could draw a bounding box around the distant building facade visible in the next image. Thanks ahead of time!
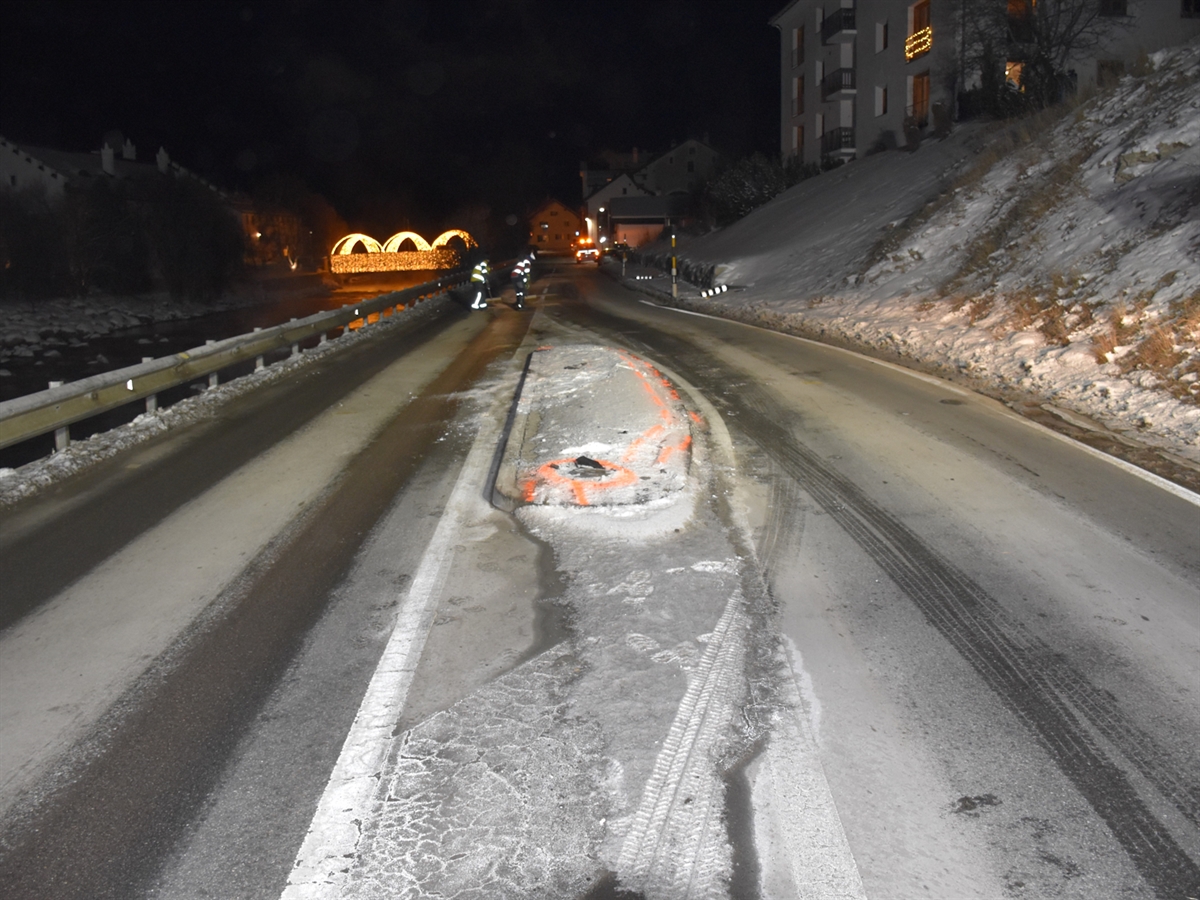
[528,199,582,253]
[580,139,721,245]
[768,0,1200,165]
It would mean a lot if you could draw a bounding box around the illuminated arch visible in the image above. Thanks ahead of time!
[331,233,383,255]
[431,229,477,250]
[382,231,432,253]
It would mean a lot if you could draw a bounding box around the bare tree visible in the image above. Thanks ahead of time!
[963,0,1132,113]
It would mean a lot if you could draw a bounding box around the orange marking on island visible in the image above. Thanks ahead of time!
[656,435,692,464]
[523,458,638,507]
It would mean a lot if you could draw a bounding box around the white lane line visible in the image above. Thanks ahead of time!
[281,376,510,899]
[637,298,728,322]
[752,638,867,900]
[1008,410,1200,507]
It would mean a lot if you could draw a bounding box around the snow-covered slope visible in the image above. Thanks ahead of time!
[666,40,1200,464]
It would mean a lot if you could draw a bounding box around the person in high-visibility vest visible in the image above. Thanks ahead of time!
[470,260,490,310]
[511,259,527,310]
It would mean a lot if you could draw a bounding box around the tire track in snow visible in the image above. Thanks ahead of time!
[616,589,748,899]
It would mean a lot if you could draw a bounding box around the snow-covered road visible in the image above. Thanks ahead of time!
[1,265,1196,899]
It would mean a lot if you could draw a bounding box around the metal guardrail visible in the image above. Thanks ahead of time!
[0,270,470,453]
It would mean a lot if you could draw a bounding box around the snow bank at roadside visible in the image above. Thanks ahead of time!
[661,40,1200,464]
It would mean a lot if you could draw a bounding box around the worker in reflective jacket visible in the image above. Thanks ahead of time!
[470,260,490,310]
[512,259,528,310]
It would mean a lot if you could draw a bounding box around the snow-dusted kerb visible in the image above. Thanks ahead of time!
[492,345,694,512]
[0,271,468,453]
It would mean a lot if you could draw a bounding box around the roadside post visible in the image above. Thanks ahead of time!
[670,224,677,299]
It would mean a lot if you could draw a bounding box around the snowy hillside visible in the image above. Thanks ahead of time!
[665,40,1200,466]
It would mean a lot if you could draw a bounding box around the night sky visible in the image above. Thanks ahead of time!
[0,0,784,238]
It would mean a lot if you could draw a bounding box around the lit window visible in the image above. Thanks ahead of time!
[906,0,931,60]
[1005,61,1024,90]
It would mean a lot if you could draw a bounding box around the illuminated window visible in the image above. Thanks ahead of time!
[906,0,931,61]
[1005,61,1024,90]
[1007,0,1035,42]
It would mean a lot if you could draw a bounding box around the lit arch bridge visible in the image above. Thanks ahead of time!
[330,230,477,274]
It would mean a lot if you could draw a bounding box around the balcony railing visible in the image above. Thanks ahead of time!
[820,127,855,157]
[821,6,856,44]
[905,25,932,60]
[820,67,857,99]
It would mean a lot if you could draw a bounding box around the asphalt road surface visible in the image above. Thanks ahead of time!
[0,266,1196,900]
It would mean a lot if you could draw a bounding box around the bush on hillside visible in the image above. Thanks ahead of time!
[703,153,820,226]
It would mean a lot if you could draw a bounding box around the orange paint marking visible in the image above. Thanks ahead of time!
[656,435,692,464]
[524,458,637,507]
[688,410,705,425]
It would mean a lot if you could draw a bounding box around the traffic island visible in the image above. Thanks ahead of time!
[492,344,698,523]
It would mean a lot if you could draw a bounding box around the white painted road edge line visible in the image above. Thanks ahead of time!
[634,295,1200,506]
[751,637,868,900]
[280,376,511,900]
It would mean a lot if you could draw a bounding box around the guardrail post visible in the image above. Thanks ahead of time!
[142,358,158,413]
[206,340,218,389]
[253,327,265,370]
[49,381,69,450]
[290,319,299,357]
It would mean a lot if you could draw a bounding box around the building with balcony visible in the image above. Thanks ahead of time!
[769,1,1200,166]
[580,139,721,243]
[770,0,958,166]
